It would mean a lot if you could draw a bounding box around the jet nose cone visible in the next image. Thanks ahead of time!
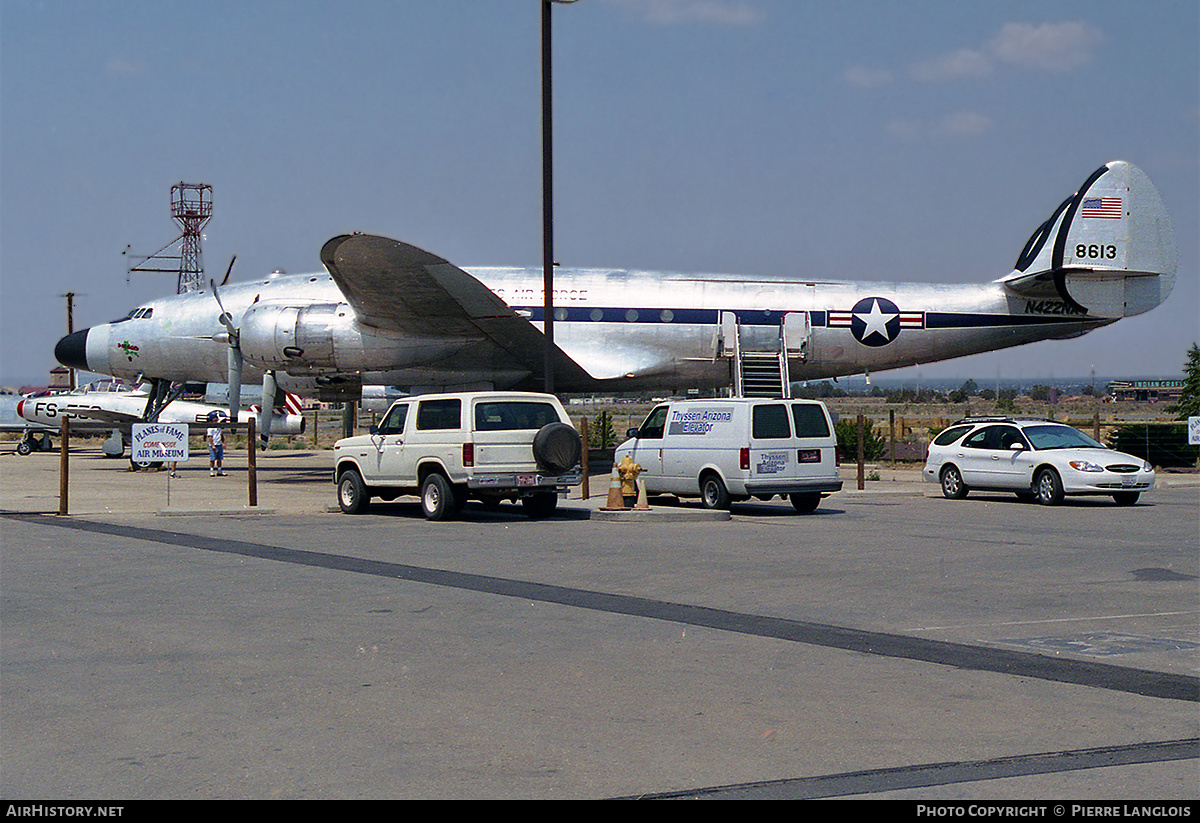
[55,329,90,371]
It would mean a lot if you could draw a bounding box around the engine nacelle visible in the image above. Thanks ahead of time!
[239,301,478,376]
[240,302,344,369]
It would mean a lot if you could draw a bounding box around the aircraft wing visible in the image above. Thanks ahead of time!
[320,234,597,389]
[55,407,140,426]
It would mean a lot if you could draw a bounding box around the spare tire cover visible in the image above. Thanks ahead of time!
[532,422,582,474]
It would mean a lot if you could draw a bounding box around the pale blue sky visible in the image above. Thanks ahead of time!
[2,0,1196,386]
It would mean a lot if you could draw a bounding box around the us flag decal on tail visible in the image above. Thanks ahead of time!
[1081,197,1122,219]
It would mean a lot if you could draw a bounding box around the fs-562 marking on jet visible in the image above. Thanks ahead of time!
[16,380,305,458]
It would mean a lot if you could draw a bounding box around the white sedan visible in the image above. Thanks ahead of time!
[924,418,1154,505]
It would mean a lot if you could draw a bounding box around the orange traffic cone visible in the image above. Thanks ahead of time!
[634,479,650,510]
[600,464,628,511]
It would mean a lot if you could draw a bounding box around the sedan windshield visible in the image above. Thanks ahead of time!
[1023,425,1104,451]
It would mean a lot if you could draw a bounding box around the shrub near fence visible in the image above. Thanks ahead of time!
[1108,423,1199,468]
[835,418,887,462]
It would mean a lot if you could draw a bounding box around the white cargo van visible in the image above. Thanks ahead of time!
[613,398,842,512]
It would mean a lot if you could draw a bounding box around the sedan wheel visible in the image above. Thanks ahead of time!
[1035,468,1064,505]
[940,465,967,499]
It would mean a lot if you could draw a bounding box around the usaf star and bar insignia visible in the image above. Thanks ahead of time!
[828,297,924,347]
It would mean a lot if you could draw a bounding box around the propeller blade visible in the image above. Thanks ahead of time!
[210,278,244,419]
[227,347,243,419]
[220,254,236,287]
[210,279,239,342]
[259,370,277,446]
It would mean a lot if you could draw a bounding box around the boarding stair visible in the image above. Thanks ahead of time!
[721,311,806,399]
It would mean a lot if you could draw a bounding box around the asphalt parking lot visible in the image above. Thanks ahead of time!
[2,446,1196,799]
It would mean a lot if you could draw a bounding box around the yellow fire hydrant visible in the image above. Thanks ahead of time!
[618,455,642,508]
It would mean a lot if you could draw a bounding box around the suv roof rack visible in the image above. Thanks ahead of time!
[951,416,1055,425]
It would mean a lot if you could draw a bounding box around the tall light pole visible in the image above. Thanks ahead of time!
[542,0,578,394]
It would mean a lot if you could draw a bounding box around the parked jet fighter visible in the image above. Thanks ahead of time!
[17,380,305,457]
[55,161,1177,405]
[1,390,58,454]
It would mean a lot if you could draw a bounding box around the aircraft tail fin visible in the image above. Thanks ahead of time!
[1000,161,1176,318]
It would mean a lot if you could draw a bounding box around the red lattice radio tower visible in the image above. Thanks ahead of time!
[171,182,212,293]
[126,182,213,293]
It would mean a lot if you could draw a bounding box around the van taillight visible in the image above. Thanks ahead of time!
[835,447,841,466]
[462,443,474,467]
[740,447,750,470]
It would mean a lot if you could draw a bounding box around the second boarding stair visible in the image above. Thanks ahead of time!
[721,311,810,399]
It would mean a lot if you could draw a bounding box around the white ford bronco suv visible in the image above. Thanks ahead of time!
[333,391,582,520]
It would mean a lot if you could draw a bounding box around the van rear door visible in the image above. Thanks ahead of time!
[790,401,837,478]
[748,402,795,481]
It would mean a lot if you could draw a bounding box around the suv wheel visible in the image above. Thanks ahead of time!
[940,465,968,499]
[532,422,582,474]
[521,492,558,519]
[338,469,371,514]
[420,473,457,521]
[1035,467,1064,505]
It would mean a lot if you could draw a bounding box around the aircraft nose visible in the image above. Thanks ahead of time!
[55,329,90,371]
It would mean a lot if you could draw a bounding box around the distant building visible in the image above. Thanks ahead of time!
[1106,379,1184,403]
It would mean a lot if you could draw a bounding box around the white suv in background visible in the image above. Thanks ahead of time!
[924,417,1154,506]
[334,391,582,519]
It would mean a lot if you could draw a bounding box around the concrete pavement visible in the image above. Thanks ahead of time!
[2,441,1196,799]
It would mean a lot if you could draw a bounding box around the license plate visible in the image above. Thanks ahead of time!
[1121,475,1137,487]
[516,474,537,487]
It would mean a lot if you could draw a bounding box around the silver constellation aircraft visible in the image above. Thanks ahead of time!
[17,380,305,457]
[55,161,1176,412]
